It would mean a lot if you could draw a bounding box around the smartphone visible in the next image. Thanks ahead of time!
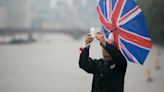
[90,27,95,38]
[90,27,101,37]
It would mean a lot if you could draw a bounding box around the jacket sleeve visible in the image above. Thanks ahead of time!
[101,42,127,69]
[79,47,96,74]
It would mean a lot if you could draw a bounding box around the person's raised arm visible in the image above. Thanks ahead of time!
[79,35,96,74]
[96,32,127,69]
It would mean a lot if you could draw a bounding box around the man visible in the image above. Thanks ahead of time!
[79,32,127,92]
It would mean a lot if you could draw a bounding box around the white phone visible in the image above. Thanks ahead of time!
[90,27,95,38]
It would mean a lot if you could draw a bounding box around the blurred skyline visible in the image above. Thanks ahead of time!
[0,0,99,30]
[0,0,163,45]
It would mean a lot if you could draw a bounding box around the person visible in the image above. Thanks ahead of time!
[79,32,127,92]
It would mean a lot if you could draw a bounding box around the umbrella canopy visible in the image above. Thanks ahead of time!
[96,0,152,65]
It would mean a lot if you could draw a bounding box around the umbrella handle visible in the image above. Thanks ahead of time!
[79,39,98,52]
[85,39,98,47]
[80,30,112,48]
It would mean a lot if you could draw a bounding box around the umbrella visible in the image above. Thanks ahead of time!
[96,0,152,65]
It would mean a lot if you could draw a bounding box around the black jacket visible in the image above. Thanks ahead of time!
[79,43,127,92]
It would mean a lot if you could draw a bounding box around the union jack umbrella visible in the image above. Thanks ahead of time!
[96,0,153,65]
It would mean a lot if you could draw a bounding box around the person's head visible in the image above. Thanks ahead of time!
[101,47,112,62]
[101,38,116,62]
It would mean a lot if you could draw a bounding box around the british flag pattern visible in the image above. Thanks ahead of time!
[96,0,152,65]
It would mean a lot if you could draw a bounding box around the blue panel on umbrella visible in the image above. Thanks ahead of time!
[121,47,134,63]
[112,0,117,10]
[99,0,106,16]
[120,0,137,18]
[119,12,151,38]
[120,38,150,65]
[102,26,110,38]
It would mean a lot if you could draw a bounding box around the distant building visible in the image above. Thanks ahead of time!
[50,0,73,8]
[0,0,99,30]
[0,7,7,28]
[1,0,33,29]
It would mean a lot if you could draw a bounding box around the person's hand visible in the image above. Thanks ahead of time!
[85,34,94,45]
[96,32,106,46]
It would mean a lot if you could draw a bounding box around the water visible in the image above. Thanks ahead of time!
[0,34,164,92]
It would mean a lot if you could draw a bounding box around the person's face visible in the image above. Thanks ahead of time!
[102,48,112,61]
